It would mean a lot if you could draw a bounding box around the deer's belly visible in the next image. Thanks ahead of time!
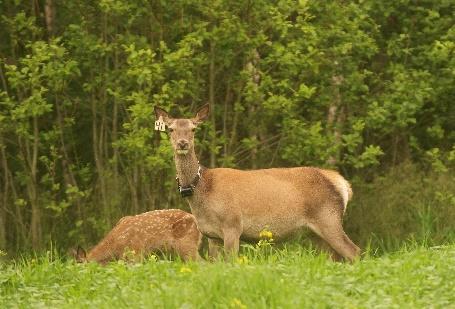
[238,187,305,237]
[241,215,306,241]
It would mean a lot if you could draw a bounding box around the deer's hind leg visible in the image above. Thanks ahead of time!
[309,233,344,262]
[307,209,360,262]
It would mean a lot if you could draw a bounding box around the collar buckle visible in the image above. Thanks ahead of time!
[179,186,195,197]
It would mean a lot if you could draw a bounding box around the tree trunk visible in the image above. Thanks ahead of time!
[29,116,41,250]
[132,163,139,214]
[44,0,55,38]
[56,101,82,217]
[228,90,243,156]
[326,75,344,166]
[91,96,108,223]
[0,137,8,249]
[209,40,216,168]
[249,105,258,169]
[222,82,232,162]
[11,138,27,250]
[246,50,261,169]
[125,165,139,215]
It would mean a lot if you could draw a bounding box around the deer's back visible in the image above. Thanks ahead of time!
[204,166,349,205]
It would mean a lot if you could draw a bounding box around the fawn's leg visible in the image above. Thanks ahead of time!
[182,249,202,262]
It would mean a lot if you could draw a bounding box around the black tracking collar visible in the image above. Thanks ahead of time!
[176,166,202,197]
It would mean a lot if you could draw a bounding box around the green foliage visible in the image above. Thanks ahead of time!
[0,0,454,253]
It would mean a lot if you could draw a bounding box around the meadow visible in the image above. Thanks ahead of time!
[1,244,454,308]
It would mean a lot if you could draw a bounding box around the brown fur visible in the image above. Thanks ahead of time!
[73,209,202,264]
[201,167,214,194]
[155,105,360,262]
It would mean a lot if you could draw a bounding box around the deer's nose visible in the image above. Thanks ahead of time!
[177,140,189,150]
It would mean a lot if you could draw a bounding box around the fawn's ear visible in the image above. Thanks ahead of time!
[192,104,210,124]
[154,106,172,125]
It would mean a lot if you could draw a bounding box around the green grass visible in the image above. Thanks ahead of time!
[1,245,454,308]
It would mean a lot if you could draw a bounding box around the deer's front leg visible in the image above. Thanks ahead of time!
[223,227,241,257]
[208,238,223,260]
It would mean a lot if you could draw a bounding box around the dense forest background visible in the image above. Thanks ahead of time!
[0,0,454,255]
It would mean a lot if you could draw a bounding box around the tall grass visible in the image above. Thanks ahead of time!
[1,245,454,308]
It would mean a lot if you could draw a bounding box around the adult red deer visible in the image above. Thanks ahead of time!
[154,105,360,262]
[73,209,202,264]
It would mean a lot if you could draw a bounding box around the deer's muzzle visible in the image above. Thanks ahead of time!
[177,140,189,153]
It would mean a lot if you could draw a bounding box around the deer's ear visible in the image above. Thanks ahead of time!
[193,104,210,124]
[154,106,172,125]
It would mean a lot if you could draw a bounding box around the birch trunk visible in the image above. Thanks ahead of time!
[326,75,344,166]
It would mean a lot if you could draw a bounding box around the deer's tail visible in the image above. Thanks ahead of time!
[320,169,353,213]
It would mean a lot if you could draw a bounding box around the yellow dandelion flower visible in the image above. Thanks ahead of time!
[237,255,248,264]
[259,229,273,239]
[180,266,192,273]
[231,298,247,309]
[148,254,158,262]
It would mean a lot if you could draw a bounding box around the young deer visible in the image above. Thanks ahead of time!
[154,104,360,262]
[73,209,202,264]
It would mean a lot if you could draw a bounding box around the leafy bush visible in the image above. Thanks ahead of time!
[346,163,455,252]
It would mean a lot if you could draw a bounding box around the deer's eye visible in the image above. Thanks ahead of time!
[168,128,174,133]
[191,128,196,132]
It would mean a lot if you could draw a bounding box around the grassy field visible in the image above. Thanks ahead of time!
[1,244,454,308]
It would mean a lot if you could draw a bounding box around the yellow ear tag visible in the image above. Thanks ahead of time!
[154,116,166,132]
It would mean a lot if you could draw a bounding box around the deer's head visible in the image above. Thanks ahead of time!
[154,104,210,156]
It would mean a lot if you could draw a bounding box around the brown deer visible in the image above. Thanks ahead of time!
[73,209,202,264]
[154,104,361,262]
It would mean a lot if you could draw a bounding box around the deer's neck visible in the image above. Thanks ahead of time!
[174,149,199,186]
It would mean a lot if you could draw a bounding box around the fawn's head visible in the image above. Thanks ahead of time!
[154,104,210,156]
[69,245,88,263]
